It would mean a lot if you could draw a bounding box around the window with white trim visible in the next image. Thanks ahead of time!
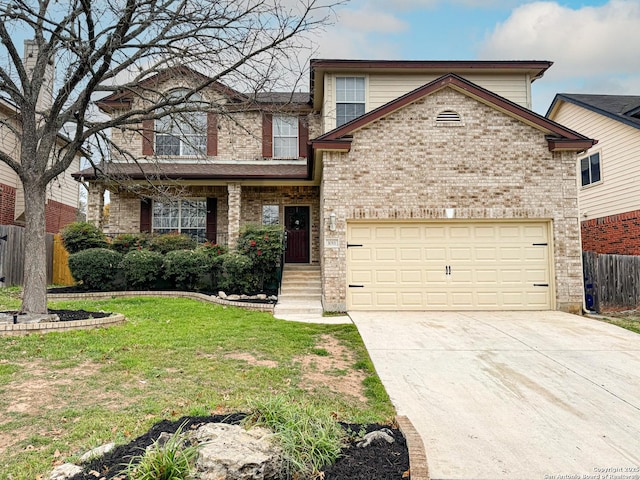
[152,198,207,241]
[336,77,365,127]
[273,115,298,158]
[155,90,207,156]
[580,152,601,187]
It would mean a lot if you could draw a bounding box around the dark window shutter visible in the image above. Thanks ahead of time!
[262,113,273,158]
[142,120,154,156]
[298,117,309,158]
[140,198,152,233]
[206,198,217,242]
[207,112,218,156]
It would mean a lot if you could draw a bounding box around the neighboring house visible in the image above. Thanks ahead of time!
[547,94,640,255]
[0,41,81,234]
[77,60,595,313]
[0,98,81,234]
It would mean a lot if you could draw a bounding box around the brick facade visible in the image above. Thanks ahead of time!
[581,209,640,255]
[45,199,78,233]
[0,183,16,225]
[320,88,583,313]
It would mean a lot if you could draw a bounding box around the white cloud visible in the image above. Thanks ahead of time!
[479,1,640,79]
[312,6,408,59]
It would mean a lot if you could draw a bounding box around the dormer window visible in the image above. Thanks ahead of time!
[155,90,207,156]
[336,77,365,127]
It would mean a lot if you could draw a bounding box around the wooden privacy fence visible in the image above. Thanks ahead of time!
[52,234,74,286]
[0,225,74,287]
[583,251,640,312]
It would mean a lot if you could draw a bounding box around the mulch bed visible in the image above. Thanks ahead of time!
[68,415,409,480]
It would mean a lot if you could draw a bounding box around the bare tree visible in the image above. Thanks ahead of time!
[0,0,338,314]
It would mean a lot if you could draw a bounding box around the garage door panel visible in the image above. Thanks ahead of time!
[349,248,372,262]
[374,270,397,283]
[346,221,552,310]
[375,248,397,261]
[349,270,372,283]
[400,270,422,283]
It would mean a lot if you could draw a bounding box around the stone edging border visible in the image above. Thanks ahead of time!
[0,314,126,336]
[397,415,430,480]
[48,291,275,313]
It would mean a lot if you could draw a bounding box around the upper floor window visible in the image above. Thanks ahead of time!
[336,76,365,127]
[580,152,601,187]
[155,90,207,156]
[273,115,299,158]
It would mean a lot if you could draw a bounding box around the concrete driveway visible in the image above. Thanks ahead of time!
[349,311,640,480]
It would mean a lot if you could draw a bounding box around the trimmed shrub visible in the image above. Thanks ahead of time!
[60,222,108,254]
[110,233,151,254]
[148,233,196,254]
[121,249,164,289]
[236,224,285,291]
[218,252,257,293]
[162,249,209,290]
[68,248,123,290]
[197,242,229,289]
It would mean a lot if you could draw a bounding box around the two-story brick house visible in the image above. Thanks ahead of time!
[77,60,594,313]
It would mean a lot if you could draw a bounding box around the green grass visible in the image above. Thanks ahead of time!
[598,313,640,334]
[0,289,394,479]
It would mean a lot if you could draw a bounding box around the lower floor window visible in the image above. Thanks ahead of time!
[152,199,206,241]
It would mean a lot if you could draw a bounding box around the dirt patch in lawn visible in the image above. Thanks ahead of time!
[297,334,368,403]
[0,360,128,455]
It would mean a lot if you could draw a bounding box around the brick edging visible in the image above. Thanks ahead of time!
[397,415,429,480]
[0,314,126,336]
[48,291,275,313]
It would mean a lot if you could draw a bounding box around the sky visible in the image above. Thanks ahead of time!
[307,0,640,113]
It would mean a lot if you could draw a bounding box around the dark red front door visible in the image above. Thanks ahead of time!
[285,206,310,263]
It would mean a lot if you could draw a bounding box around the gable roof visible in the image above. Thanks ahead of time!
[312,73,595,153]
[546,94,640,130]
[96,66,310,113]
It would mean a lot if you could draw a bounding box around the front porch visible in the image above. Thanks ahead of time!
[88,183,321,263]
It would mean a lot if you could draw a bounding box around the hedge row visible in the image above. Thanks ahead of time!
[64,223,285,294]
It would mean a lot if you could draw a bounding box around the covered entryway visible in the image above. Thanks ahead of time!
[284,206,310,263]
[347,221,553,310]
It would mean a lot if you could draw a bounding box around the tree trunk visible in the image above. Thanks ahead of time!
[20,181,48,314]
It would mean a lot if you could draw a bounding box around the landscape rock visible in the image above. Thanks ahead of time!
[47,463,83,480]
[0,313,60,324]
[256,294,267,300]
[218,291,227,299]
[227,294,241,301]
[356,428,395,448]
[191,423,283,480]
[79,442,116,462]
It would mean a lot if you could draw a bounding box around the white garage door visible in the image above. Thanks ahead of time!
[346,222,552,310]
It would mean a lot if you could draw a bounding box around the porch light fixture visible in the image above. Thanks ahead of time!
[445,208,455,219]
[329,212,336,231]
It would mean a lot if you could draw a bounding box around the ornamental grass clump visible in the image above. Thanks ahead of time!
[124,424,198,480]
[245,395,346,479]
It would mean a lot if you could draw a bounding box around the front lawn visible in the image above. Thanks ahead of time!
[0,291,395,479]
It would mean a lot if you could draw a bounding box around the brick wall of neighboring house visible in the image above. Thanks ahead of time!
[241,186,320,263]
[45,199,78,233]
[0,183,17,225]
[320,87,583,313]
[581,210,640,255]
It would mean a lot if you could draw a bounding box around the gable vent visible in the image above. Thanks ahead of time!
[436,110,461,123]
